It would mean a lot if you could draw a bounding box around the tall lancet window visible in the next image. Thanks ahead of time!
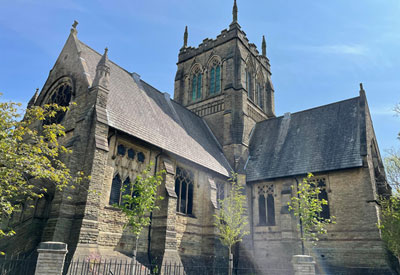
[210,65,221,95]
[317,178,330,219]
[175,167,194,215]
[109,174,133,206]
[246,71,253,101]
[192,70,202,101]
[257,184,275,226]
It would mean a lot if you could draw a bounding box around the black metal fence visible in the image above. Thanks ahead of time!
[0,255,37,275]
[65,259,274,275]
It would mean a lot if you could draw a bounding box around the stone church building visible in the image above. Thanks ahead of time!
[1,2,396,274]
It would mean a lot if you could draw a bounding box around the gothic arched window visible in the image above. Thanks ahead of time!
[44,79,72,124]
[246,71,253,101]
[192,72,202,101]
[175,167,194,215]
[317,179,330,219]
[257,184,275,226]
[109,174,133,206]
[210,65,221,95]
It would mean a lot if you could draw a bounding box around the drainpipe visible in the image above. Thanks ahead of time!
[147,150,163,266]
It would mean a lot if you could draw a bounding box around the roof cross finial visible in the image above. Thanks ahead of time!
[262,35,267,57]
[183,26,188,48]
[232,0,238,23]
[71,20,79,35]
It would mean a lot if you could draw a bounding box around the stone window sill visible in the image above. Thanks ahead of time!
[176,212,196,219]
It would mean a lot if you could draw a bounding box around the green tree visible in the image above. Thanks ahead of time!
[378,102,400,263]
[288,173,335,254]
[378,194,400,263]
[214,173,249,275]
[114,163,164,265]
[0,98,83,244]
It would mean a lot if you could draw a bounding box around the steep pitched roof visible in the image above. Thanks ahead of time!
[78,41,231,176]
[246,97,364,182]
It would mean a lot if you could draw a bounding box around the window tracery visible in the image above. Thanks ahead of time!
[209,58,221,95]
[257,184,275,226]
[175,166,194,215]
[44,78,73,124]
[309,178,330,219]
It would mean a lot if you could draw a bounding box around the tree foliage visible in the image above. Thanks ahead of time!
[0,97,83,239]
[115,163,164,239]
[385,150,400,191]
[288,173,335,250]
[214,173,249,254]
[378,194,400,260]
[378,102,400,260]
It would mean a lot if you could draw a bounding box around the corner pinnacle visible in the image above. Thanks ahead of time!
[183,26,188,48]
[262,35,266,57]
[232,0,238,23]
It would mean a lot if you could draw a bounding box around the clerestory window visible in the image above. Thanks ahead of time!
[209,65,221,95]
[175,167,194,215]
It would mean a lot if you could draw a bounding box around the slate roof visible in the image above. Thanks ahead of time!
[246,97,364,182]
[78,41,231,177]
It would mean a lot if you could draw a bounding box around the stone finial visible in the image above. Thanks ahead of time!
[71,20,79,35]
[183,26,188,48]
[92,47,110,89]
[360,83,364,92]
[232,0,238,23]
[262,35,266,57]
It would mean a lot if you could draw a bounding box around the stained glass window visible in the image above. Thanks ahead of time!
[210,68,215,94]
[210,65,221,95]
[192,76,197,101]
[197,74,202,99]
[215,65,221,93]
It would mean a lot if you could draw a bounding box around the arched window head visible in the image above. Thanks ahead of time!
[246,70,253,101]
[208,57,221,95]
[191,65,203,101]
[175,167,194,215]
[257,184,275,226]
[44,77,73,124]
[109,174,135,206]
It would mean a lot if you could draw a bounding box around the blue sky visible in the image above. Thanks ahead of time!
[0,0,399,156]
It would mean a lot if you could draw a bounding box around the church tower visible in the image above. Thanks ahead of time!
[174,0,275,168]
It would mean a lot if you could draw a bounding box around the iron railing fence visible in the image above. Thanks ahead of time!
[65,259,284,275]
[0,255,37,275]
